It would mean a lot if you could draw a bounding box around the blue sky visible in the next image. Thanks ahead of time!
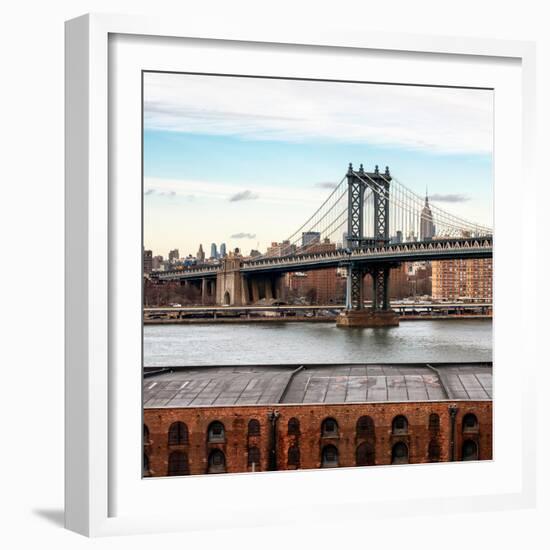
[143,73,493,257]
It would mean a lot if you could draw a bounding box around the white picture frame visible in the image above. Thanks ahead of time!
[65,13,537,537]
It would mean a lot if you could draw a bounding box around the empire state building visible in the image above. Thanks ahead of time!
[420,193,436,240]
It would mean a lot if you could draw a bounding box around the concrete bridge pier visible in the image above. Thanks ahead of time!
[337,263,399,328]
[250,278,260,303]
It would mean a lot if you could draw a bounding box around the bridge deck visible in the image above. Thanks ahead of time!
[143,362,492,408]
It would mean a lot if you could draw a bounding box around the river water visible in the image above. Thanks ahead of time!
[143,319,492,367]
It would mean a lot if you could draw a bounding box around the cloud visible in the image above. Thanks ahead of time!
[144,188,177,198]
[430,193,470,203]
[230,232,257,239]
[314,182,338,189]
[229,190,259,202]
[144,177,322,206]
[143,73,493,155]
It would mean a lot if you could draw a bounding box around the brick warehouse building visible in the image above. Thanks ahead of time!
[143,363,492,477]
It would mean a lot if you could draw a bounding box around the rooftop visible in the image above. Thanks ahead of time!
[143,362,492,408]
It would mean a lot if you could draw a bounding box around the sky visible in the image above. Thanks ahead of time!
[143,73,493,258]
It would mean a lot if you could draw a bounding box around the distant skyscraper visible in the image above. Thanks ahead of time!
[210,243,218,259]
[420,193,436,241]
[302,231,321,248]
[168,249,179,262]
[143,249,153,274]
[220,243,226,257]
[197,244,205,262]
[152,255,163,270]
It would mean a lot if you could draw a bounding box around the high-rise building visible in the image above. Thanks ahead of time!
[196,244,205,263]
[219,243,227,257]
[432,258,492,301]
[168,249,179,262]
[143,249,153,274]
[210,243,218,259]
[391,230,403,244]
[152,255,163,270]
[420,194,436,241]
[302,231,321,248]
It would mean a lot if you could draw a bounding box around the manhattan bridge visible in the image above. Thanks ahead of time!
[153,164,493,327]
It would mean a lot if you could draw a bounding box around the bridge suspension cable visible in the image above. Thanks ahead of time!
[355,171,492,241]
[252,166,492,262]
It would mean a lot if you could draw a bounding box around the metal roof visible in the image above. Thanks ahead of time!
[143,363,492,408]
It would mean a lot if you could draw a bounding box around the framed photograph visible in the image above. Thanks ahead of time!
[65,13,536,536]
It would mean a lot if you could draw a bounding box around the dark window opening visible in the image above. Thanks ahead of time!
[248,419,260,437]
[248,446,260,467]
[143,424,150,443]
[143,453,150,477]
[428,439,441,462]
[321,445,339,468]
[391,442,409,465]
[208,449,226,473]
[392,415,408,435]
[356,416,375,438]
[462,440,479,461]
[356,442,375,466]
[288,445,300,467]
[462,413,479,433]
[288,417,300,436]
[321,417,339,438]
[168,451,189,476]
[208,421,225,443]
[168,421,188,445]
[429,413,440,432]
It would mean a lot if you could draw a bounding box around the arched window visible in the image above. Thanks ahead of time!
[392,415,408,435]
[428,439,441,462]
[167,451,189,476]
[356,442,375,466]
[248,419,260,436]
[247,446,260,467]
[288,445,300,467]
[356,416,375,438]
[143,424,150,443]
[208,449,226,474]
[168,421,188,445]
[143,453,150,477]
[321,417,339,438]
[429,413,440,432]
[321,445,339,468]
[223,291,230,305]
[462,440,479,461]
[462,413,479,433]
[208,421,225,443]
[391,442,409,464]
[288,417,300,436]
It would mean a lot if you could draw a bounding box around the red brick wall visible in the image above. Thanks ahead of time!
[143,401,492,477]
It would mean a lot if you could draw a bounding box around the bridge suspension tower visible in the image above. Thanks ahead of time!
[337,163,400,327]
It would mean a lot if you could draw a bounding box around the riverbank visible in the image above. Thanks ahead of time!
[144,314,492,325]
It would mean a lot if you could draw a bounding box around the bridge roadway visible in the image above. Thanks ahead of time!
[154,236,493,281]
[144,302,493,318]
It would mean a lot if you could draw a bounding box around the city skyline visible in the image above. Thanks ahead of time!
[144,73,493,255]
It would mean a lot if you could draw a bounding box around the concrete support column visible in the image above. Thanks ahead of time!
[242,277,250,305]
[201,278,207,304]
[251,279,260,303]
[265,277,273,300]
[274,274,285,301]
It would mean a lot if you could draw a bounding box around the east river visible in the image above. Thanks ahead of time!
[143,319,492,367]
